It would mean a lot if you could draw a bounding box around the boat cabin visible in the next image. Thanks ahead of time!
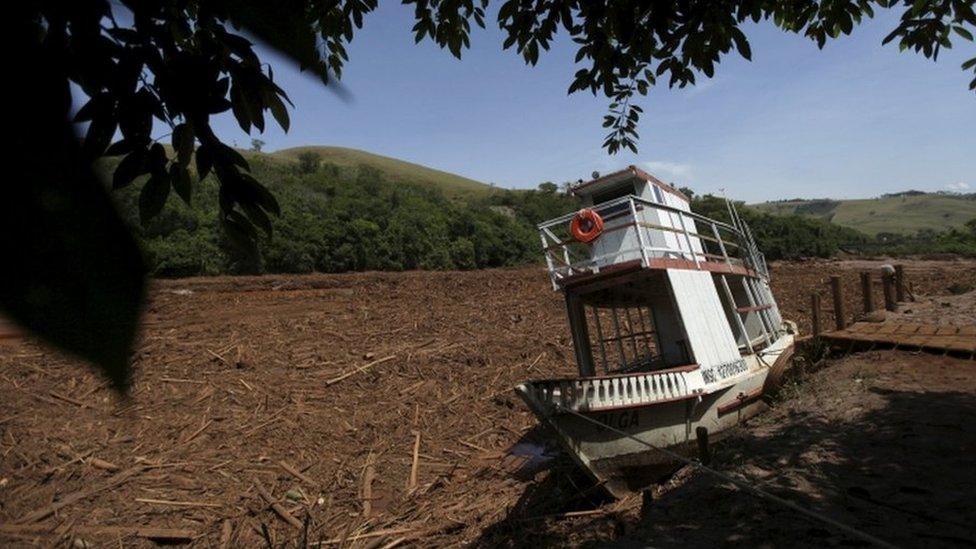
[538,166,784,383]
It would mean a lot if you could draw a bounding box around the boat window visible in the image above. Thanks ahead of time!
[591,183,636,217]
[652,184,664,204]
[580,277,692,375]
[586,304,662,374]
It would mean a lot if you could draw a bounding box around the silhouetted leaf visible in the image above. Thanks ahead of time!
[139,173,171,223]
[170,163,192,206]
[113,149,147,189]
[172,123,195,166]
[5,30,145,391]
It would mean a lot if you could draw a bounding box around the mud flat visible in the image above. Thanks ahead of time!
[1,259,974,547]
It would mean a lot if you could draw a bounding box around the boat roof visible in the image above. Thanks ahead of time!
[571,165,689,203]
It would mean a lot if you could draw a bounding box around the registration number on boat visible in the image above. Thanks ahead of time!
[701,358,748,384]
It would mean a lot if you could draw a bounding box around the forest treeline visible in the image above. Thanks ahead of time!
[109,156,974,277]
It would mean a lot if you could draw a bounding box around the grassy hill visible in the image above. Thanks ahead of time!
[265,146,492,200]
[752,193,976,236]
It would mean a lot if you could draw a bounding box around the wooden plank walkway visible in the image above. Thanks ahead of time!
[823,322,976,355]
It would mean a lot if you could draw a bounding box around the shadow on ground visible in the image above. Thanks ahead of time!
[474,383,976,548]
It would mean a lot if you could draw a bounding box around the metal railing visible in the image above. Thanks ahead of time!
[538,195,768,288]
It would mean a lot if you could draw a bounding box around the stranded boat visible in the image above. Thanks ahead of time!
[515,166,796,497]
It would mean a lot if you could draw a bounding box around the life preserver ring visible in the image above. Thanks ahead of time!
[570,208,604,243]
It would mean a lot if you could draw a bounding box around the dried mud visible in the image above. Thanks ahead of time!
[1,258,974,547]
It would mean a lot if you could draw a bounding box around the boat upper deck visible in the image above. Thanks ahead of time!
[539,193,769,290]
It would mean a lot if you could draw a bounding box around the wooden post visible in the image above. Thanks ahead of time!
[894,265,905,302]
[830,276,846,331]
[811,293,821,337]
[860,272,874,313]
[695,426,710,466]
[882,274,896,312]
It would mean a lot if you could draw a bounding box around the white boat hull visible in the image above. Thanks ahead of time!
[516,333,794,497]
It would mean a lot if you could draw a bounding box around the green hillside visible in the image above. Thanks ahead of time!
[752,193,976,236]
[266,146,492,200]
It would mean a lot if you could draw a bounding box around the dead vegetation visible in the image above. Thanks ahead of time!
[1,259,975,547]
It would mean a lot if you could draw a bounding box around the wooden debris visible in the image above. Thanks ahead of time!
[219,519,233,549]
[134,497,222,508]
[17,465,146,524]
[408,431,421,490]
[182,419,214,445]
[206,349,228,364]
[312,527,416,547]
[0,524,195,542]
[325,355,396,387]
[48,391,87,408]
[254,480,303,529]
[89,457,119,472]
[362,452,376,517]
[278,460,316,488]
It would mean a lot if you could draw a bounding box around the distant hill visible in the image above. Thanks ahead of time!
[264,146,492,200]
[751,193,976,236]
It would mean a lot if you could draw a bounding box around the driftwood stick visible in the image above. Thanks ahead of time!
[254,480,303,529]
[325,355,396,386]
[0,524,195,542]
[17,465,146,524]
[362,453,376,517]
[89,457,120,472]
[409,431,421,490]
[207,349,228,363]
[48,391,86,408]
[311,527,416,547]
[182,419,214,445]
[219,519,233,549]
[278,460,316,488]
[134,498,222,508]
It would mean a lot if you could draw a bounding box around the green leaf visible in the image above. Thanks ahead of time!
[139,173,171,224]
[954,26,974,41]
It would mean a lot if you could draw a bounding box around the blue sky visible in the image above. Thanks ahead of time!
[210,4,974,202]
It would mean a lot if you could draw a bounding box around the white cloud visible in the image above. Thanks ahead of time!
[945,181,971,192]
[643,160,693,180]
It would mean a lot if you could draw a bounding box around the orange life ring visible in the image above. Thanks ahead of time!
[570,208,604,243]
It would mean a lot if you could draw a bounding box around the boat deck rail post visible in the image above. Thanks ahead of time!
[629,197,650,268]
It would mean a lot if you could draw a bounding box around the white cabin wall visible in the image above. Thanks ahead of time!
[645,289,690,366]
[666,269,742,374]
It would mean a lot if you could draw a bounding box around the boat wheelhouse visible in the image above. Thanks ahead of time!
[516,166,796,497]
